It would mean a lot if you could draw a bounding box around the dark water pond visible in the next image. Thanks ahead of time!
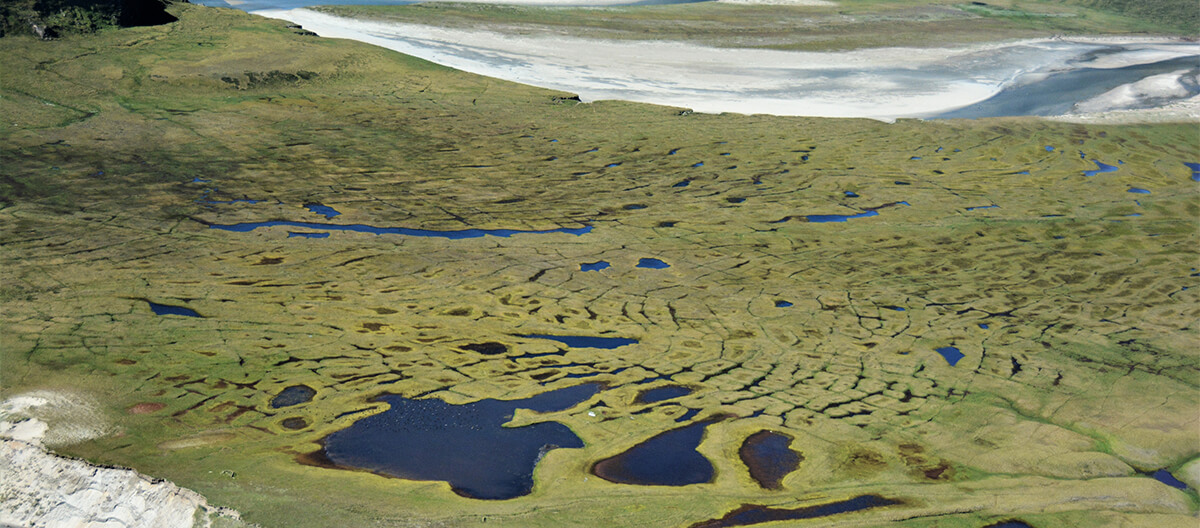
[935,346,964,366]
[739,431,801,490]
[322,383,599,500]
[1149,468,1189,490]
[688,495,901,528]
[209,221,591,239]
[581,261,611,271]
[775,300,793,308]
[1083,160,1119,177]
[967,205,998,211]
[1127,187,1151,194]
[636,385,693,404]
[272,385,317,408]
[304,203,341,219]
[521,334,637,349]
[637,258,671,269]
[1187,162,1200,181]
[593,420,715,486]
[844,191,859,197]
[147,301,202,318]
[807,210,879,223]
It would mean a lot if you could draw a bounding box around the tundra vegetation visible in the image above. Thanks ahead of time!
[1,2,1197,528]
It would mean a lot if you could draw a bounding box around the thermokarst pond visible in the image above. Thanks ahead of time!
[738,430,801,490]
[318,383,599,500]
[592,420,716,486]
[271,385,317,408]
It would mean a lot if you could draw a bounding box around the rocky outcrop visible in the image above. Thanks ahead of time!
[0,439,250,528]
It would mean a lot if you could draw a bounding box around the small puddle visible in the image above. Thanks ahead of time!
[983,522,1034,528]
[1126,188,1151,194]
[304,203,341,219]
[688,495,902,528]
[271,385,317,408]
[147,301,202,318]
[520,334,637,349]
[1148,468,1189,490]
[775,300,793,308]
[459,342,509,355]
[637,258,671,269]
[581,261,611,272]
[673,180,691,188]
[636,385,693,404]
[739,431,801,490]
[967,205,998,211]
[1045,146,1055,152]
[1186,162,1200,181]
[807,210,879,223]
[209,221,591,239]
[1083,160,1119,177]
[320,383,599,500]
[844,191,859,197]
[593,420,715,486]
[935,346,964,366]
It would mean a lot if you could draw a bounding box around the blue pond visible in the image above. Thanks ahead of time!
[1045,146,1055,152]
[979,323,990,329]
[521,334,637,349]
[580,261,611,272]
[1127,188,1151,194]
[304,203,341,219]
[288,231,330,238]
[637,258,670,269]
[323,383,599,500]
[884,306,905,312]
[271,385,316,408]
[1150,469,1188,490]
[739,430,801,490]
[935,346,965,366]
[147,301,202,318]
[592,420,714,486]
[673,180,690,187]
[209,221,592,239]
[983,522,1033,528]
[844,191,859,197]
[775,300,793,308]
[807,210,879,223]
[693,495,900,528]
[692,162,704,167]
[1083,160,1119,177]
[1186,162,1200,181]
[636,385,693,404]
[199,199,261,205]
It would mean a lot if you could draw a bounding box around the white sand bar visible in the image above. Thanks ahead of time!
[257,8,1198,120]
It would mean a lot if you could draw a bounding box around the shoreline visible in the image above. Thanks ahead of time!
[254,8,1200,122]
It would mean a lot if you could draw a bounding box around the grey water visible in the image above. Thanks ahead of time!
[935,55,1200,119]
[271,385,317,408]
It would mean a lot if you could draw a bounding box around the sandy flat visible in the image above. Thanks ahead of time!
[256,9,1198,121]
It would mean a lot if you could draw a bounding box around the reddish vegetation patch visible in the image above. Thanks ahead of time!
[128,402,166,414]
